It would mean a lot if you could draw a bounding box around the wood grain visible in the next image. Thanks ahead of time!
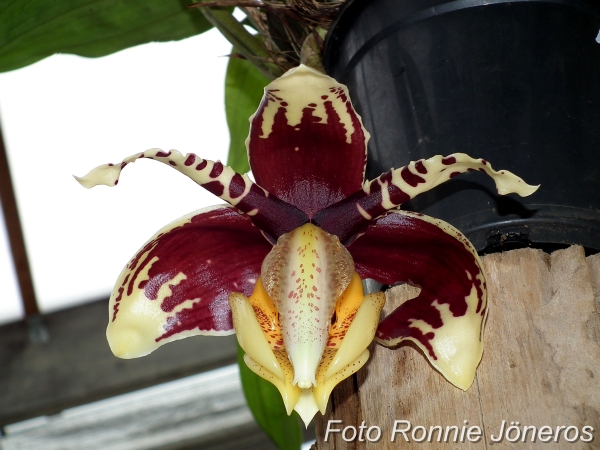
[0,298,239,426]
[315,247,600,449]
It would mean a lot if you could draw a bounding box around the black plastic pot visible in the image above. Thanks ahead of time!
[324,0,600,252]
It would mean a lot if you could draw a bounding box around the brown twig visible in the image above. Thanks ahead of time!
[189,0,343,69]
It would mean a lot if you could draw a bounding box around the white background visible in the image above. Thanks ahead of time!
[0,28,232,323]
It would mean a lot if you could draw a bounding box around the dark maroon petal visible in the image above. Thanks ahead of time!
[347,210,487,389]
[75,149,309,243]
[313,153,538,245]
[247,65,369,217]
[106,206,272,358]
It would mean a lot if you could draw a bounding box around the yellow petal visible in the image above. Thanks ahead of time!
[243,354,301,415]
[327,272,366,348]
[229,292,285,381]
[401,282,486,390]
[247,276,284,350]
[314,349,370,415]
[324,292,386,380]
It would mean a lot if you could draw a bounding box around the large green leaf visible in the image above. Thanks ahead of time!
[225,50,270,173]
[0,0,213,73]
[237,344,303,450]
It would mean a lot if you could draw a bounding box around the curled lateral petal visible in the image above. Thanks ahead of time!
[313,153,539,244]
[348,210,488,390]
[106,205,271,359]
[75,149,308,243]
[248,65,369,217]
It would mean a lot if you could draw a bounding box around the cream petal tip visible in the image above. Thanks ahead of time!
[523,183,541,196]
[74,164,121,188]
[107,327,153,359]
[314,349,370,414]
[440,368,476,391]
[426,334,482,391]
[294,389,320,428]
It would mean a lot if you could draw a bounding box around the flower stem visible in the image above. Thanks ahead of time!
[199,6,283,80]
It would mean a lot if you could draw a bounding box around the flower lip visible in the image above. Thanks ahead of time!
[261,223,354,388]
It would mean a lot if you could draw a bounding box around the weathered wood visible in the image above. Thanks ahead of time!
[0,298,238,426]
[0,365,277,450]
[315,246,600,449]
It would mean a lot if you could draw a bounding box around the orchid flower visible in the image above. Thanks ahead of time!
[76,64,538,426]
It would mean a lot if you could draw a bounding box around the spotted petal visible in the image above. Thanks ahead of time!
[106,205,271,358]
[247,65,369,217]
[313,153,539,245]
[75,149,308,243]
[348,210,487,390]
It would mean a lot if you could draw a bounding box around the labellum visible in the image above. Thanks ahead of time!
[76,65,538,425]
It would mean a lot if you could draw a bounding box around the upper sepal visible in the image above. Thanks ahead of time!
[348,210,487,390]
[107,205,271,358]
[247,65,369,217]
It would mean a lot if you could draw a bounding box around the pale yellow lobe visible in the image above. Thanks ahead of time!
[243,354,302,416]
[107,256,185,358]
[254,65,360,144]
[314,349,370,415]
[314,292,386,414]
[229,292,285,381]
[230,286,302,415]
[405,281,484,390]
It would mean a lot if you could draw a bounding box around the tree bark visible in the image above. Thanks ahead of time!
[314,246,600,449]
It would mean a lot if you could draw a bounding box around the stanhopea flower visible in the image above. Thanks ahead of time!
[76,65,538,426]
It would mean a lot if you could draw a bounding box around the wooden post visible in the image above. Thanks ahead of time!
[314,246,600,449]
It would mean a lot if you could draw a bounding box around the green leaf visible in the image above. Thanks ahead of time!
[225,50,270,173]
[237,344,303,450]
[0,0,213,73]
